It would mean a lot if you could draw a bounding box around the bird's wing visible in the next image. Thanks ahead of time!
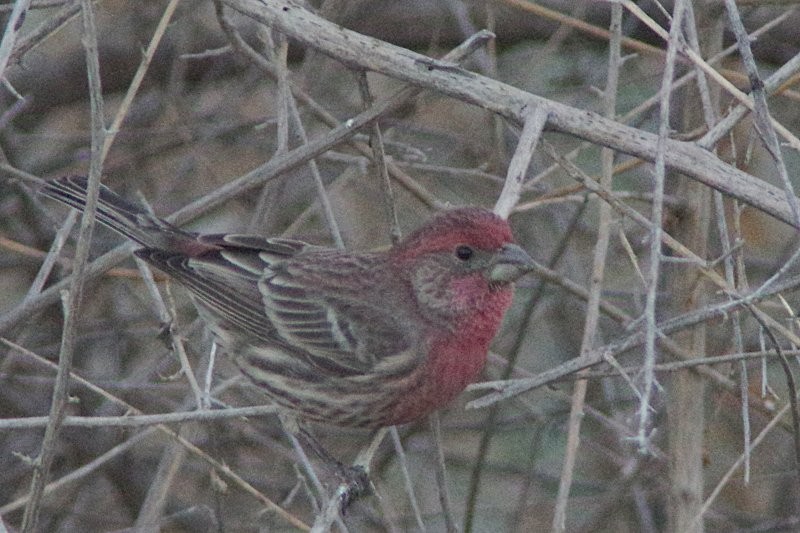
[257,251,416,376]
[135,234,310,343]
[139,234,414,377]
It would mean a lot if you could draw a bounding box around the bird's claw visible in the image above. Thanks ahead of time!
[335,463,370,513]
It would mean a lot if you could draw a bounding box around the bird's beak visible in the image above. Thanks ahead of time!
[489,243,535,284]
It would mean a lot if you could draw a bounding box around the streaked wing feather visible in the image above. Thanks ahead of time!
[261,275,358,357]
[135,249,275,340]
[258,256,414,375]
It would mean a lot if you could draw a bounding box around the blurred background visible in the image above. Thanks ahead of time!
[2,0,800,531]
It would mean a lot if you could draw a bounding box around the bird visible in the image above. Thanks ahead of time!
[40,176,534,429]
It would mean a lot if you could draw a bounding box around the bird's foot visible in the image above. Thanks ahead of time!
[334,462,370,513]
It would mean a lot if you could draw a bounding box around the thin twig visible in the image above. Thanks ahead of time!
[134,428,190,530]
[249,29,289,232]
[0,0,33,81]
[636,0,685,452]
[746,311,800,490]
[494,105,549,219]
[162,282,205,409]
[390,427,426,531]
[0,405,282,429]
[550,349,800,381]
[23,210,77,301]
[551,6,621,530]
[101,0,180,162]
[429,414,458,533]
[21,2,106,529]
[357,72,402,244]
[722,0,800,227]
[690,1,753,475]
[7,1,79,66]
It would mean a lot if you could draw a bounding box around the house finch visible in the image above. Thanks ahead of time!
[41,176,534,428]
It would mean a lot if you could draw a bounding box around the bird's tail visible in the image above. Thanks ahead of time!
[40,176,196,250]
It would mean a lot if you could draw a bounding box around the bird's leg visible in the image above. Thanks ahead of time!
[295,426,370,511]
[305,428,389,530]
[278,415,371,512]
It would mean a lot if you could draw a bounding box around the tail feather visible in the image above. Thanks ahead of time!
[39,176,194,249]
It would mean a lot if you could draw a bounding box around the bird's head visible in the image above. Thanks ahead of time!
[391,208,534,323]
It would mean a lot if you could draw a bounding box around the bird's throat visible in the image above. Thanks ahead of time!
[390,287,513,424]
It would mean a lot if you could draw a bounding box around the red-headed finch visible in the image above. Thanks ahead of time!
[41,176,534,428]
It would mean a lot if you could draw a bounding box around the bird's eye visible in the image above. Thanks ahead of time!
[455,245,474,261]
